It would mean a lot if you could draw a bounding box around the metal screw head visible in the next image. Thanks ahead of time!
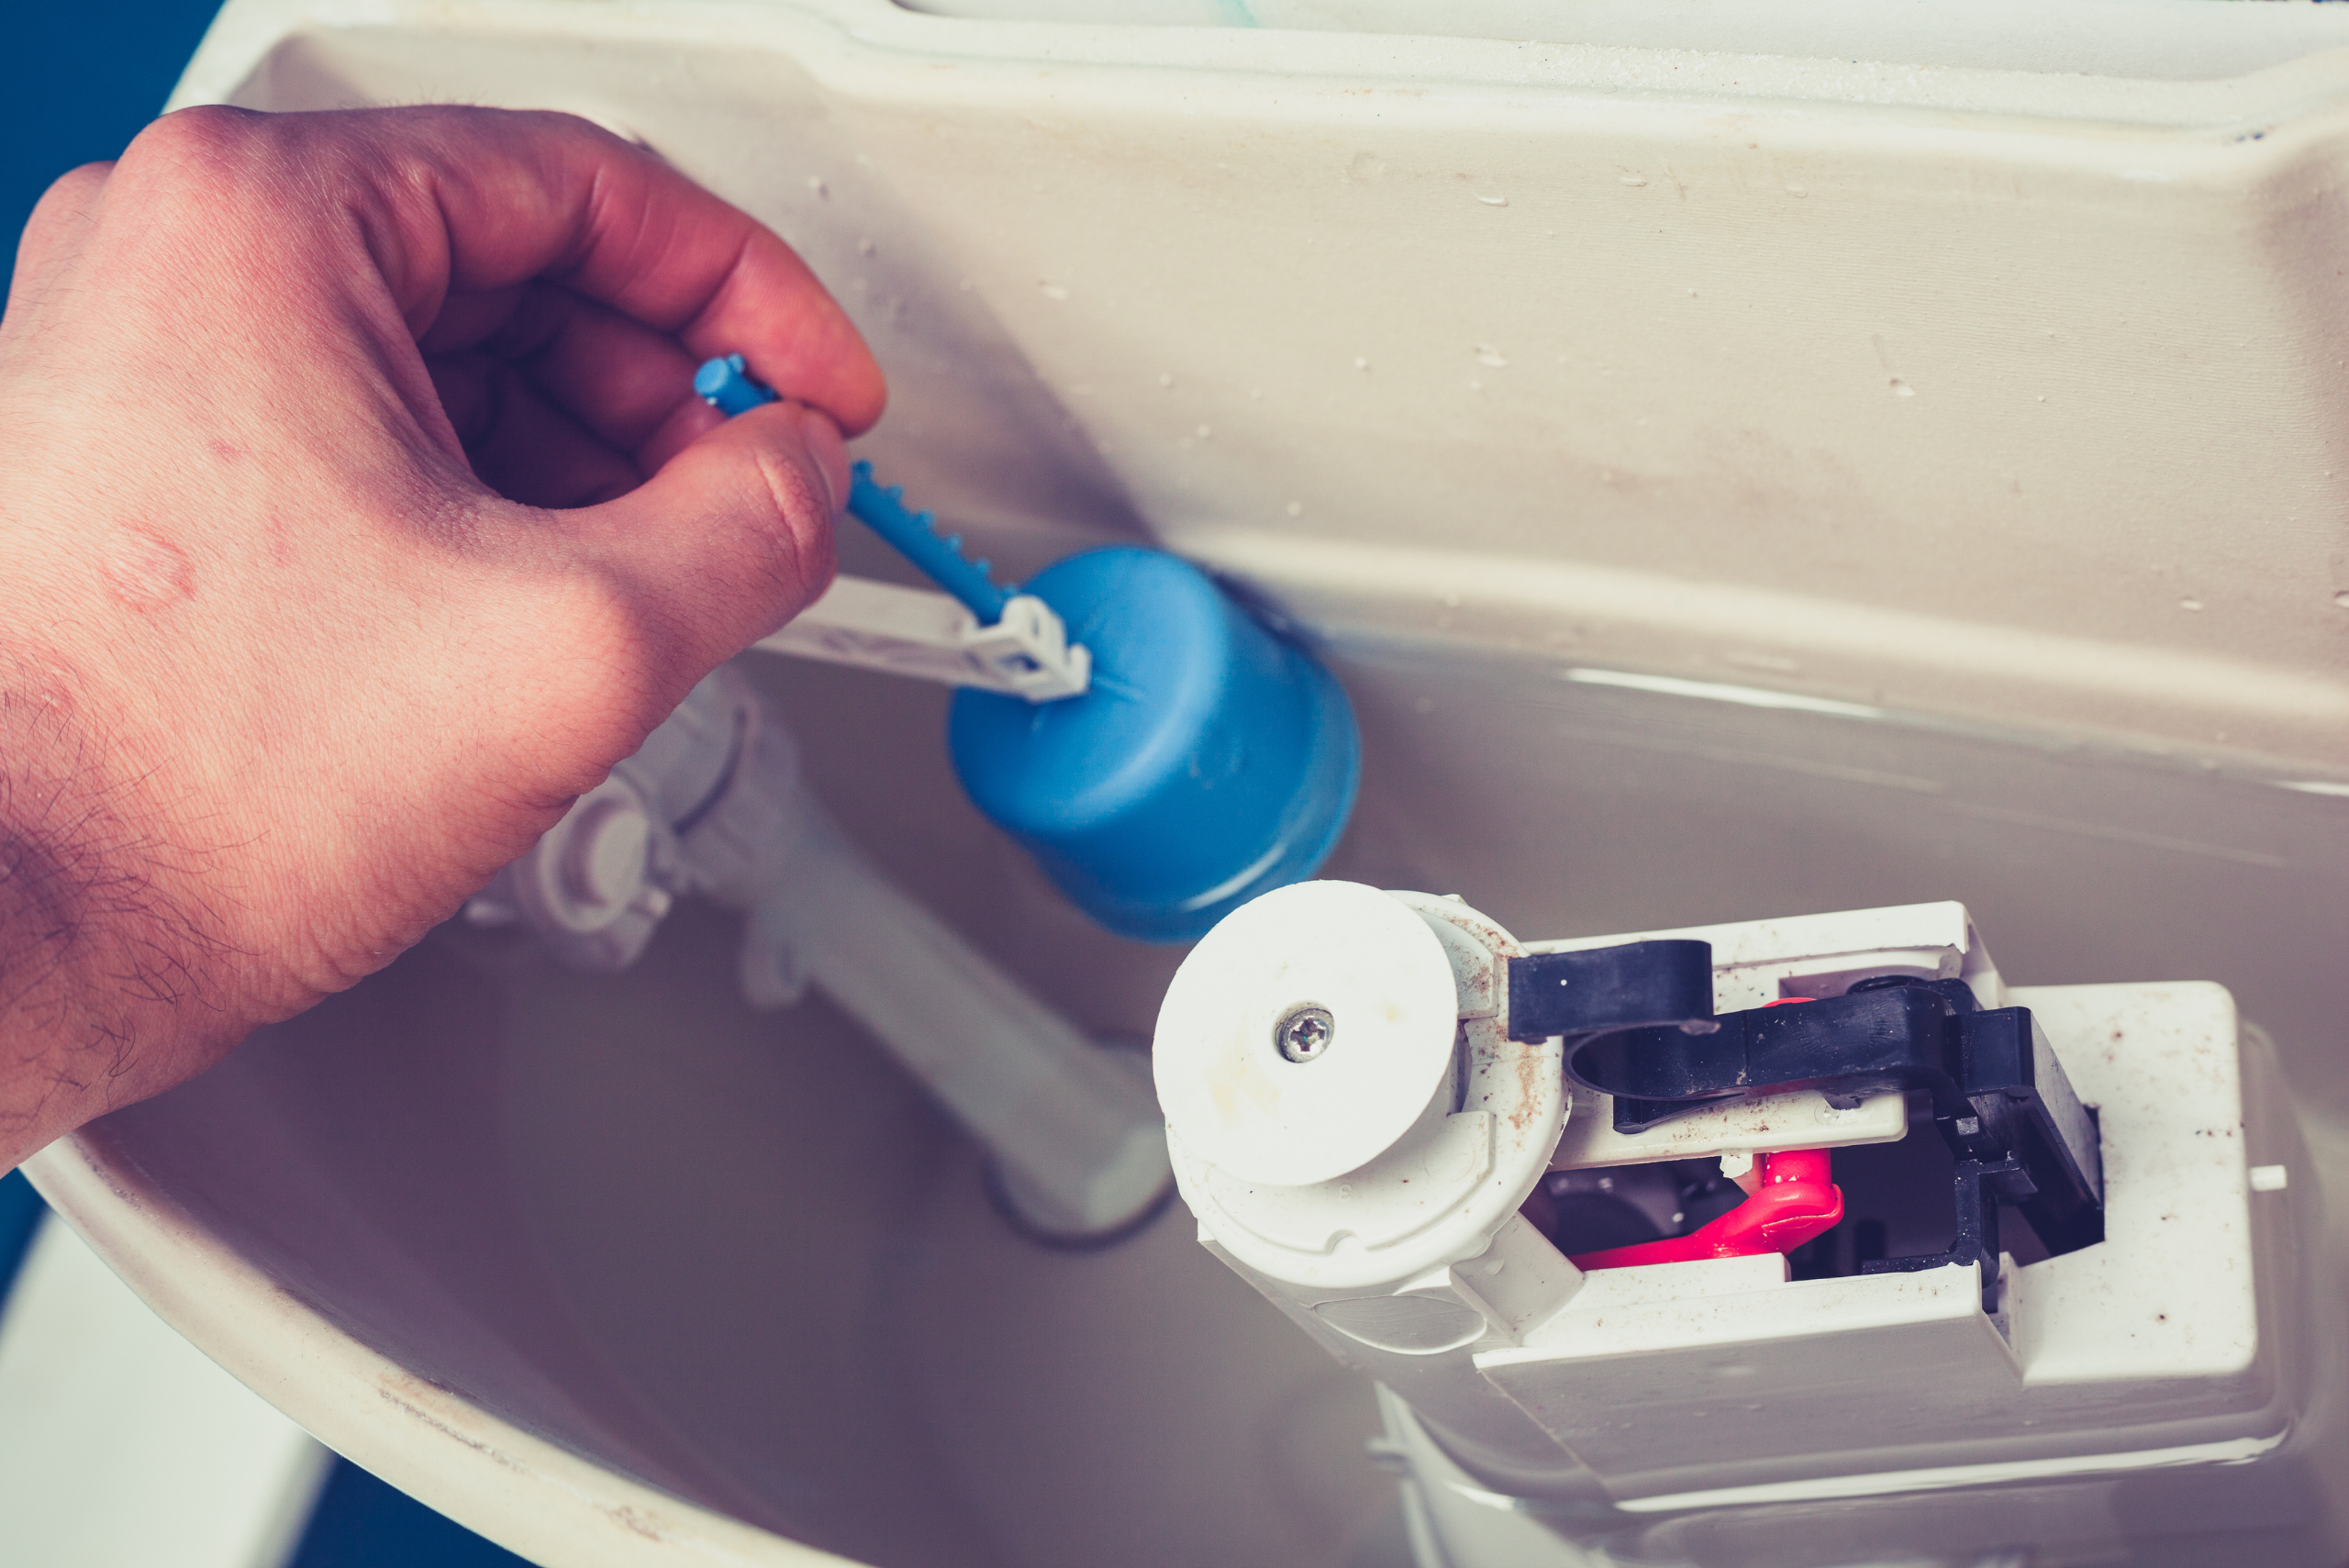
[1275,1006,1336,1062]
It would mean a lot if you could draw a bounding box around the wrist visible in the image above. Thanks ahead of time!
[0,645,232,1167]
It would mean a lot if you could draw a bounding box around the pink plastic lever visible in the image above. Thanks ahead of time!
[1569,1149,1844,1272]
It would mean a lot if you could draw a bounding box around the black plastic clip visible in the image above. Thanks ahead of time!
[1505,940,1717,1045]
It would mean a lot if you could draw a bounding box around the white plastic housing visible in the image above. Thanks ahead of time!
[1154,884,1588,1489]
[1159,895,2349,1567]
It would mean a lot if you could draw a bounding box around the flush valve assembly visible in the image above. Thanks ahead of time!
[1154,888,2347,1567]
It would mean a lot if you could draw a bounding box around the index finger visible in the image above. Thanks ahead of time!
[251,105,885,436]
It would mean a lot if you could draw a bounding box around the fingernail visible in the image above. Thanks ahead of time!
[794,405,850,518]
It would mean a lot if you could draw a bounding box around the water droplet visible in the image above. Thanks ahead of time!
[1786,185,1809,198]
[1890,378,1916,396]
[1286,500,1304,517]
[1346,150,1386,183]
[1468,378,1483,392]
[2179,596,2204,611]
[1475,346,1508,366]
[1158,373,1175,388]
[1249,387,1264,400]
[1195,424,1212,439]
[2334,590,2349,608]
[1618,172,1648,187]
[1353,356,1371,372]
[1477,193,1509,206]
[1413,695,1436,715]
[858,238,877,257]
[1039,281,1069,301]
[807,176,829,199]
[1442,594,1463,609]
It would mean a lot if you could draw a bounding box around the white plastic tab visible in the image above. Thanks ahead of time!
[1551,1086,1909,1171]
[1531,901,2000,1012]
[752,575,1089,701]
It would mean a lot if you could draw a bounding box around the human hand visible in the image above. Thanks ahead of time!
[0,106,884,1167]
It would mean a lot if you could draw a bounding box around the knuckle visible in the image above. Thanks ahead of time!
[111,107,289,228]
[18,162,111,243]
[126,104,263,170]
[36,162,111,207]
[743,440,837,596]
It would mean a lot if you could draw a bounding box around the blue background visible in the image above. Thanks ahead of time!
[1,0,225,291]
[2,8,532,1561]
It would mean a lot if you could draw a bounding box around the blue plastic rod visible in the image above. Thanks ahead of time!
[841,464,1011,624]
[693,355,1013,622]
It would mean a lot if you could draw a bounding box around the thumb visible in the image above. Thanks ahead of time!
[573,400,850,677]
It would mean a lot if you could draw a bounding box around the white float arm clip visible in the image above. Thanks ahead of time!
[752,576,1090,703]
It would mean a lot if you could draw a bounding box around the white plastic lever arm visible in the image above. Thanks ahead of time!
[751,574,1090,702]
[473,664,1163,1240]
[740,789,1169,1240]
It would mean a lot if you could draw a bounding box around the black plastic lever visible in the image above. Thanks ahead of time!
[1498,945,2105,1298]
[1570,981,1982,1130]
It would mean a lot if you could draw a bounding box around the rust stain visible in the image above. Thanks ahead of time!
[1508,1039,1542,1133]
[376,1384,529,1473]
[604,1504,670,1542]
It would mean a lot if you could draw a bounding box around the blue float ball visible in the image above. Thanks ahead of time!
[948,549,1360,943]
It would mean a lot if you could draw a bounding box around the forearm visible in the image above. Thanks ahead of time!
[0,663,234,1168]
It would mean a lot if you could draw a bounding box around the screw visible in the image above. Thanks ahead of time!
[1275,1006,1336,1062]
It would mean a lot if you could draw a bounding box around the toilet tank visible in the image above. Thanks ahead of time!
[28,5,2349,1566]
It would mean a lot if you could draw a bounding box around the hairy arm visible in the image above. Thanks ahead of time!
[0,106,885,1168]
[0,672,220,1149]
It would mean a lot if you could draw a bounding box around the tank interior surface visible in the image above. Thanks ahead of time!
[26,2,2349,1565]
[46,634,2349,1567]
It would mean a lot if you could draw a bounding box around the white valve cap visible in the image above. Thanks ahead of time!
[1152,881,1460,1189]
[562,797,653,917]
